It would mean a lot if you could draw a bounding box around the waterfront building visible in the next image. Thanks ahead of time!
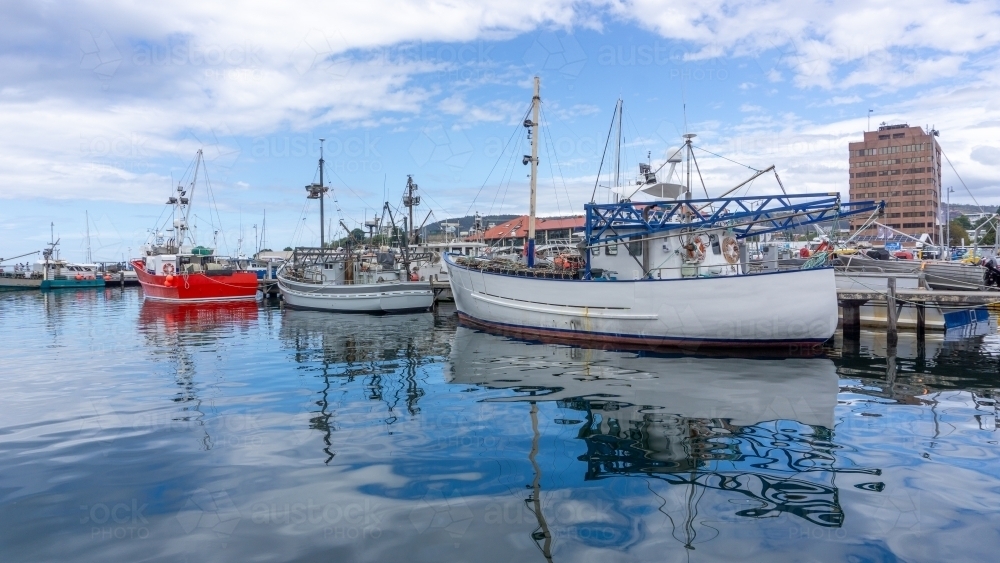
[477,215,584,247]
[848,124,942,244]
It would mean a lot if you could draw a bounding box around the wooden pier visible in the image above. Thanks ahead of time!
[837,282,1000,343]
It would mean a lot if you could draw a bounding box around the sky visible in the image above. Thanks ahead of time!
[2,0,1000,262]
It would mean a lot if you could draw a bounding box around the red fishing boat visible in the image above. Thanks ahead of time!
[133,150,259,302]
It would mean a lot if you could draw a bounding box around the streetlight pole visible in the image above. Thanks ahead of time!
[946,186,953,259]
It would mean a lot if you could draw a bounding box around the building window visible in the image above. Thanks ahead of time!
[893,133,905,138]
[878,134,890,140]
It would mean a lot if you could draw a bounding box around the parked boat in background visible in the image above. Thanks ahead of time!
[133,150,258,302]
[412,239,486,301]
[276,141,433,314]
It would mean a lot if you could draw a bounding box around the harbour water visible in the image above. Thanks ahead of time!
[1,289,999,562]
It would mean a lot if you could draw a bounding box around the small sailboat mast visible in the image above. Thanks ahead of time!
[85,211,92,263]
[526,76,540,268]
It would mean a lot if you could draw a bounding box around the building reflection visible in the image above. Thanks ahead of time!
[448,327,883,555]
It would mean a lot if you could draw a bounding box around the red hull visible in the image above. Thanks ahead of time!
[131,259,258,302]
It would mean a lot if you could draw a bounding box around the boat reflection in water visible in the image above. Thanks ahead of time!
[279,309,452,462]
[448,327,881,555]
[138,298,260,337]
[137,299,261,448]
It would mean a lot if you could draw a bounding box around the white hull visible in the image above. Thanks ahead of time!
[445,254,839,348]
[278,276,433,314]
[449,327,839,428]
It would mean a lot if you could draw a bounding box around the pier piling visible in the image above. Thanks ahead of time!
[916,303,926,340]
[886,277,898,346]
[841,299,864,341]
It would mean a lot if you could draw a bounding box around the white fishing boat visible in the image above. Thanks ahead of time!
[446,78,881,349]
[276,142,433,314]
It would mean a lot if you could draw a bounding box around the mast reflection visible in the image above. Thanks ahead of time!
[138,300,259,449]
[450,327,883,554]
[279,309,448,462]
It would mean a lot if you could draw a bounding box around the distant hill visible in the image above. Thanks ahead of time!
[950,203,998,214]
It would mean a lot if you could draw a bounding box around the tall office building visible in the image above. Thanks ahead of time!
[848,124,942,243]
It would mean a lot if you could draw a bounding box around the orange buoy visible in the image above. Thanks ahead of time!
[165,274,175,287]
[74,274,82,280]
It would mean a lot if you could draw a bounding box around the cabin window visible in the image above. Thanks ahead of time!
[628,236,642,256]
[605,243,618,256]
[710,234,721,255]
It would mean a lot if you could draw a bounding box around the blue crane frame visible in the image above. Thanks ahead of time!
[583,193,884,278]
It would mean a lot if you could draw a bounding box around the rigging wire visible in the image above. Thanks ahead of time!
[199,160,230,255]
[538,105,575,213]
[693,145,761,173]
[590,100,620,203]
[465,106,533,216]
[940,145,984,213]
[538,107,562,215]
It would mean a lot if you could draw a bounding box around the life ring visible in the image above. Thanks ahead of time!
[684,234,707,263]
[721,236,740,265]
[162,263,175,275]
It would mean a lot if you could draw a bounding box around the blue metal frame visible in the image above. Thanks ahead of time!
[583,194,883,277]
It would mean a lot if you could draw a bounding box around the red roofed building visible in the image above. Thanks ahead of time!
[476,215,584,247]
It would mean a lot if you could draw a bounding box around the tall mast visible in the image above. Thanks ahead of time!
[526,76,540,268]
[180,149,201,248]
[319,139,325,248]
[683,134,696,198]
[305,140,330,248]
[85,210,92,263]
[403,175,420,245]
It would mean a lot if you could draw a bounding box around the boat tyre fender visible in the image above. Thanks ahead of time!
[721,236,740,265]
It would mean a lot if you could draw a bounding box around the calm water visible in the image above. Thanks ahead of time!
[1,288,999,562]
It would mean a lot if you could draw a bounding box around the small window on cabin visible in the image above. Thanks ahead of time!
[591,246,600,256]
[605,243,618,256]
[628,236,642,256]
[710,234,721,255]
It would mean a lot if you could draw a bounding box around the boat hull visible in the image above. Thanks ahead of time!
[278,276,434,314]
[131,260,258,302]
[40,277,106,290]
[446,254,839,349]
[0,276,43,291]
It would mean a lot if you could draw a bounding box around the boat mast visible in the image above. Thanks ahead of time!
[305,140,330,249]
[85,210,92,263]
[180,150,201,249]
[319,139,325,248]
[526,76,540,268]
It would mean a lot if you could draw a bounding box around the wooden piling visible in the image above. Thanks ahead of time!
[841,299,864,341]
[916,303,926,340]
[886,276,898,347]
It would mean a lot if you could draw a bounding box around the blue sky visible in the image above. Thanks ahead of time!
[2,1,999,262]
